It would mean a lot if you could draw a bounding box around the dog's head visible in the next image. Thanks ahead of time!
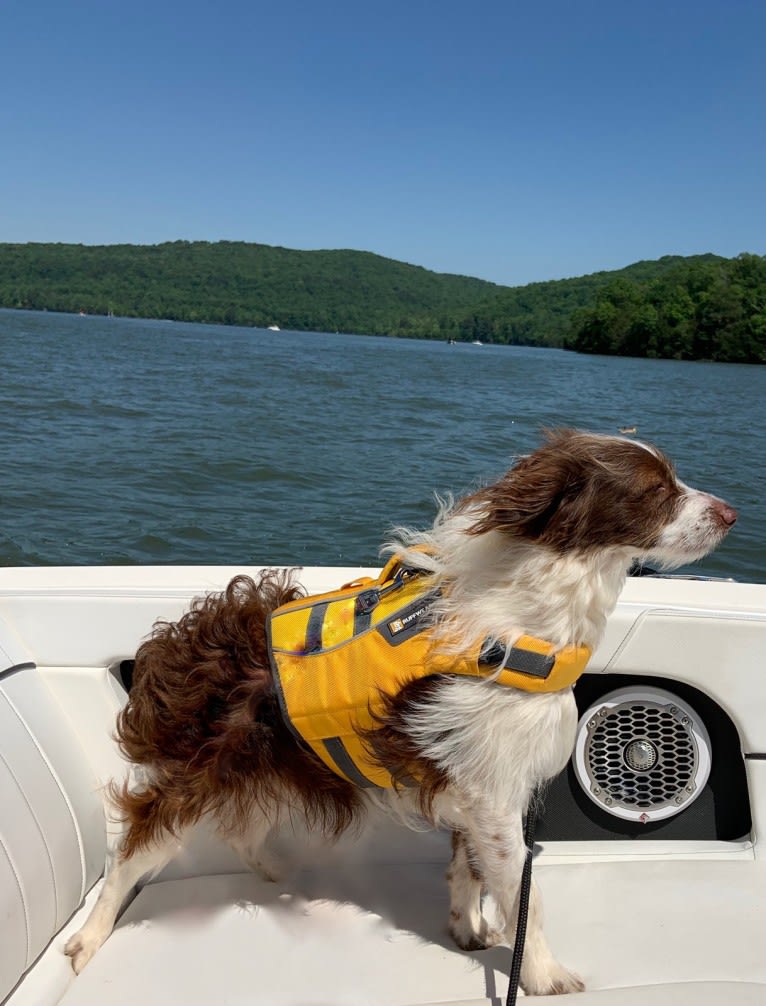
[465,429,736,567]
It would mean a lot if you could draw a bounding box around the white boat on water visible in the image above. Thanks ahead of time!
[267,324,281,331]
[2,564,765,1005]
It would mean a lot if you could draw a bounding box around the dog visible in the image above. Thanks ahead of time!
[65,429,737,995]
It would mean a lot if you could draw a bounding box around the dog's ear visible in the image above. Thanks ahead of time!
[465,442,577,539]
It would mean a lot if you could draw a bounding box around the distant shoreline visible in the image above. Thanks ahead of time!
[1,242,763,363]
[1,305,757,369]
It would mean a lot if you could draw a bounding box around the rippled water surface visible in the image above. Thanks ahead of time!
[1,309,763,580]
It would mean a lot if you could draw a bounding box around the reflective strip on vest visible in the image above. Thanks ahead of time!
[267,560,591,788]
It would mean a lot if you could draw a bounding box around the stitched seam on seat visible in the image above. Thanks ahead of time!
[0,832,30,967]
[0,685,88,904]
[0,746,58,929]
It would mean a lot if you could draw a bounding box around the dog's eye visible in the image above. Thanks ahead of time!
[643,483,669,498]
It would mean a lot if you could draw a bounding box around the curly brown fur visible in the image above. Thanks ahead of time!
[112,571,361,857]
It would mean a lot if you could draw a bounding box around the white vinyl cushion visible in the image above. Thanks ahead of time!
[57,869,510,1006]
[55,856,766,1006]
[0,666,105,1002]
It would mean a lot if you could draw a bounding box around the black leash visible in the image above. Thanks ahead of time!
[505,796,538,1006]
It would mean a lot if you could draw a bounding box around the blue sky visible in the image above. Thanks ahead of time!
[1,0,764,286]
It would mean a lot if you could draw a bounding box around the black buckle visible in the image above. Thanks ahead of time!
[355,589,380,616]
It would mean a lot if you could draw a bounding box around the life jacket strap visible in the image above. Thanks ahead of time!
[482,641,556,679]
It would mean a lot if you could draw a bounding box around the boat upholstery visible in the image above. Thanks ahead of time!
[0,662,105,1004]
[2,567,766,1005]
[22,857,766,1006]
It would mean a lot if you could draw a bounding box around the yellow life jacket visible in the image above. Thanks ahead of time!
[267,556,591,789]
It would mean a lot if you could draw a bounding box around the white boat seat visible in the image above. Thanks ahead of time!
[44,857,766,1006]
[0,664,105,1004]
[428,989,766,1006]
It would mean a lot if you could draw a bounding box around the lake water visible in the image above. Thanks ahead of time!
[1,309,763,581]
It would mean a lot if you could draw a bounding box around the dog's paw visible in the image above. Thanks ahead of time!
[64,930,105,974]
[522,959,585,996]
[234,841,284,882]
[250,849,284,883]
[253,860,282,883]
[449,913,504,951]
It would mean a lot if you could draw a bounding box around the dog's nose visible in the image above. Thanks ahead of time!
[714,499,738,527]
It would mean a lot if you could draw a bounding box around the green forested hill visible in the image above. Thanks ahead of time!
[0,241,763,362]
[449,253,728,346]
[566,253,766,364]
[0,241,498,335]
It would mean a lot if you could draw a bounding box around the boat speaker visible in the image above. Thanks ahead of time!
[572,686,712,824]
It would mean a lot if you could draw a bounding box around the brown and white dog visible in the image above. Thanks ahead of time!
[66,429,737,995]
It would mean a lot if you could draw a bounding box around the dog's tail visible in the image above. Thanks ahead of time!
[112,570,305,853]
[117,570,303,767]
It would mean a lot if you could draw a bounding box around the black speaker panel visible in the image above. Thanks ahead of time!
[535,674,752,843]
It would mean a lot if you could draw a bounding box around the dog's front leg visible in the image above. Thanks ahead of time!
[463,808,584,996]
[447,830,503,950]
[65,831,185,973]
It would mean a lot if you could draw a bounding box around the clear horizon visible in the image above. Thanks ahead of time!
[2,0,764,287]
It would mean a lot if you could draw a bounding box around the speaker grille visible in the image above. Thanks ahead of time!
[573,687,711,822]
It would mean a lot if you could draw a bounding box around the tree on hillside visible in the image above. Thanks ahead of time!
[568,254,766,363]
